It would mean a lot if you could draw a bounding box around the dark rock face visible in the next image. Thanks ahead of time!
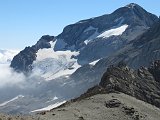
[133,19,160,46]
[35,35,54,50]
[10,35,54,72]
[99,62,160,108]
[148,60,160,83]
[10,47,37,72]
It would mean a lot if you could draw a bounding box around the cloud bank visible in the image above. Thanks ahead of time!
[0,64,26,88]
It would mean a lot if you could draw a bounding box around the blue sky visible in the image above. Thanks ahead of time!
[0,0,159,49]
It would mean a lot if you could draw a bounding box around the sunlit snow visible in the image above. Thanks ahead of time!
[32,41,80,81]
[31,101,66,112]
[97,24,128,38]
[89,59,100,66]
[0,95,24,107]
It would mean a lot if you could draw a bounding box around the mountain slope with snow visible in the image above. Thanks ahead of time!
[5,3,159,114]
[11,3,158,72]
[32,47,80,80]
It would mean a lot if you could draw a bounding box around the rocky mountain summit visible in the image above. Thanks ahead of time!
[10,3,158,72]
[57,3,158,64]
[55,3,157,50]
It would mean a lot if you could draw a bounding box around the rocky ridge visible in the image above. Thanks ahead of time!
[99,61,160,108]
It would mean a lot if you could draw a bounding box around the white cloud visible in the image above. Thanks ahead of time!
[0,64,26,88]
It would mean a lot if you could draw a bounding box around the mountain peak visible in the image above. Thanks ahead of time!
[125,3,140,9]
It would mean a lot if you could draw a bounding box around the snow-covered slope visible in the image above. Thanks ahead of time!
[32,42,80,81]
[11,2,158,74]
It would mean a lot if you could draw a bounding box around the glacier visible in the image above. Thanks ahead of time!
[32,43,80,81]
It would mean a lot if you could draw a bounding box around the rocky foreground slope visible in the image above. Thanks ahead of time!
[38,93,160,120]
[99,61,160,108]
[1,93,160,120]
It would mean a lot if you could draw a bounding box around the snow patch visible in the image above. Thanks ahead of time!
[126,3,136,8]
[0,95,24,107]
[97,24,128,39]
[53,96,58,100]
[31,101,66,112]
[84,40,90,45]
[89,59,100,65]
[49,40,56,48]
[46,96,59,103]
